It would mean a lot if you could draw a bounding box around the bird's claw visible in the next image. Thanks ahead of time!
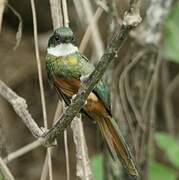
[84,100,88,105]
[72,94,77,99]
[72,94,87,105]
[80,74,90,83]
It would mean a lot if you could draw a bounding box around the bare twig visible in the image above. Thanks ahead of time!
[48,0,63,133]
[147,56,160,175]
[120,51,146,130]
[43,0,64,177]
[0,115,7,158]
[142,52,158,115]
[79,6,104,53]
[119,69,136,149]
[64,130,70,180]
[71,117,92,180]
[0,157,15,180]
[61,2,72,179]
[30,1,52,180]
[40,1,64,180]
[39,101,63,180]
[73,0,104,59]
[49,0,63,29]
[96,0,109,12]
[3,140,41,164]
[40,154,48,180]
[62,0,69,27]
[47,148,53,180]
[7,4,23,50]
[30,0,48,129]
[0,0,5,32]
[0,80,43,137]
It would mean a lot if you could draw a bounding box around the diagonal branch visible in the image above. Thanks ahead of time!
[3,140,41,164]
[49,0,63,29]
[73,0,104,59]
[71,116,92,180]
[0,157,15,180]
[0,80,43,138]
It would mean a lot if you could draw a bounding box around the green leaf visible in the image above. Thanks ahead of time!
[149,161,177,180]
[91,154,103,180]
[162,3,179,62]
[155,132,179,168]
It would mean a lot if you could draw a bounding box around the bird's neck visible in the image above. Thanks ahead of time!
[47,43,79,57]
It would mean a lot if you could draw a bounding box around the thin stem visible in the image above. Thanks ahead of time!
[60,2,71,179]
[0,0,5,32]
[79,6,104,53]
[49,0,63,28]
[30,1,52,180]
[47,148,53,180]
[64,130,70,180]
[73,0,104,59]
[39,97,63,180]
[0,157,15,180]
[30,0,48,129]
[71,117,92,180]
[0,80,43,138]
[40,154,48,180]
[62,0,69,27]
[7,4,23,49]
[4,140,41,164]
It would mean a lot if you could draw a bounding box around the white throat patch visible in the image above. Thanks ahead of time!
[47,43,79,56]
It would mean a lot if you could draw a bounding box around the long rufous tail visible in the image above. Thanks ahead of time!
[97,115,138,176]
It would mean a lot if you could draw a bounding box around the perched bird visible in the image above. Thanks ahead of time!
[46,27,138,176]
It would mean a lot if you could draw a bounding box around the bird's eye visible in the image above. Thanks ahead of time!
[71,37,75,43]
[55,35,60,41]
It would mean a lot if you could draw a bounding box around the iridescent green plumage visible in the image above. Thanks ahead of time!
[46,52,111,112]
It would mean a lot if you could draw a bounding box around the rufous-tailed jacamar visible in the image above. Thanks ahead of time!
[46,27,138,176]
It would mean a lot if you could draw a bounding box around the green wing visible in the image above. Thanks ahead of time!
[81,54,111,113]
[94,80,111,114]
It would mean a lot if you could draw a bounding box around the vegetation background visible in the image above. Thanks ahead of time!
[0,0,179,180]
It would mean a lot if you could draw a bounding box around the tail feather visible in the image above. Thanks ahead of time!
[97,116,138,176]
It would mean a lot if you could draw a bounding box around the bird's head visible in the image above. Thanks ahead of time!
[48,27,76,47]
[47,27,78,56]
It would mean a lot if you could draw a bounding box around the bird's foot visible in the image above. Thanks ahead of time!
[80,74,90,84]
[84,100,88,105]
[72,94,87,105]
[72,94,77,101]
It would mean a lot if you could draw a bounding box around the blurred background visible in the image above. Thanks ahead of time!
[0,0,179,180]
